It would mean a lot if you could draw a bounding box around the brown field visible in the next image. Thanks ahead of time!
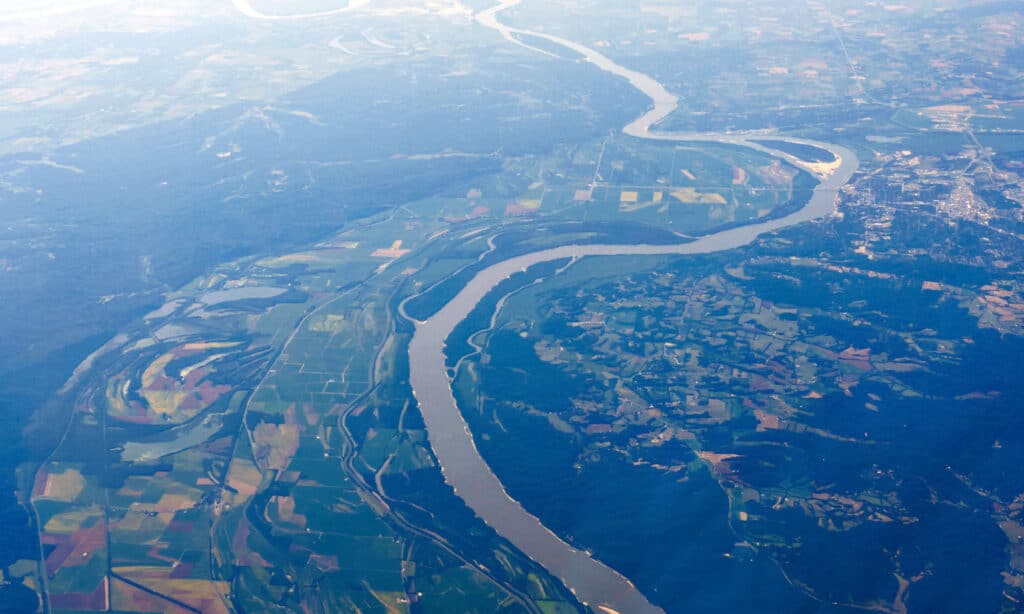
[181,341,238,352]
[273,496,308,530]
[226,457,263,504]
[41,468,86,502]
[49,576,108,612]
[504,203,533,216]
[368,589,408,613]
[141,350,233,420]
[697,451,741,473]
[310,553,341,573]
[372,239,412,259]
[838,346,873,371]
[112,576,193,614]
[253,423,301,471]
[43,520,106,578]
[680,32,711,41]
[752,408,782,431]
[229,518,274,569]
[114,566,230,614]
[100,344,237,424]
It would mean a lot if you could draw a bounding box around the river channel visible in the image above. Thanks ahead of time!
[408,3,860,612]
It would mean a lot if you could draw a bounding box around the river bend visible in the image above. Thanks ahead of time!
[408,3,859,612]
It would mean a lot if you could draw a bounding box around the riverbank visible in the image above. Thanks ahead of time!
[408,3,859,612]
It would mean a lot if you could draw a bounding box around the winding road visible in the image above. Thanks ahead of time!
[407,2,860,613]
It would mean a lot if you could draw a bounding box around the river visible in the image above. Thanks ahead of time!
[408,3,860,613]
[231,0,370,20]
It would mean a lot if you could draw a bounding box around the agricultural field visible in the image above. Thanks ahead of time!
[449,191,1024,611]
[17,88,1024,609]
[496,138,817,235]
[24,189,584,612]
[1,0,1022,612]
[11,112,835,610]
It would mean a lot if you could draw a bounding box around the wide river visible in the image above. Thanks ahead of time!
[408,3,859,613]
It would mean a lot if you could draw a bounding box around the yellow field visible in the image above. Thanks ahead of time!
[518,199,542,210]
[670,188,728,205]
[106,378,128,414]
[258,253,320,267]
[141,352,174,389]
[226,457,263,505]
[44,506,103,535]
[367,589,407,614]
[142,389,189,418]
[671,188,699,203]
[135,343,238,418]
[114,509,170,533]
[274,496,307,530]
[619,190,670,213]
[309,313,347,333]
[41,468,86,502]
[257,249,352,267]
